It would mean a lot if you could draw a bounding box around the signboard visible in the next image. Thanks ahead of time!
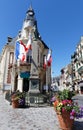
[20,72,30,78]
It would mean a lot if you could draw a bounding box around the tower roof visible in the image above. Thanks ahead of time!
[26,5,35,19]
[25,5,49,49]
[27,5,34,13]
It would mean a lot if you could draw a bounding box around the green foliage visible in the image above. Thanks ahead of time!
[57,89,75,100]
[11,90,26,101]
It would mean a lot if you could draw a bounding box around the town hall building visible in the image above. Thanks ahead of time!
[0,6,52,105]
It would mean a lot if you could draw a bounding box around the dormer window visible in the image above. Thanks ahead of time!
[18,31,21,38]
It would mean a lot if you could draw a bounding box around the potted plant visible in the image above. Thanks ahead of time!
[11,90,26,108]
[56,89,75,100]
[53,89,83,130]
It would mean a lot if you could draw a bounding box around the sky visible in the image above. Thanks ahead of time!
[0,0,83,77]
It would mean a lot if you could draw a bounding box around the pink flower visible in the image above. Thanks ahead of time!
[70,110,75,116]
[70,115,74,119]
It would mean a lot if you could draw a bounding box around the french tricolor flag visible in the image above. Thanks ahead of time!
[15,41,20,60]
[43,49,52,69]
[15,41,26,61]
[47,49,52,66]
[26,34,32,52]
[43,56,47,69]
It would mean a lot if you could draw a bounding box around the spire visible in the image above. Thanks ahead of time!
[29,3,33,11]
[26,4,35,17]
[24,5,37,29]
[28,1,33,11]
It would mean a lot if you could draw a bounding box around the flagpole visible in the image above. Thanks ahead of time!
[46,49,52,93]
[46,65,48,93]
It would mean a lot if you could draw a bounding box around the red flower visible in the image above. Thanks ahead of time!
[53,100,59,107]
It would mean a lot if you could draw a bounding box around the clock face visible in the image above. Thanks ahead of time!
[29,11,33,16]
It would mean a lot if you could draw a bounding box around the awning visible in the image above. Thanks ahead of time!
[20,72,30,78]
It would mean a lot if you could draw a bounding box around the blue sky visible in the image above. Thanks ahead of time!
[0,0,82,76]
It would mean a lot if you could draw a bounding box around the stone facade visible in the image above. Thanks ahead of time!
[0,37,16,91]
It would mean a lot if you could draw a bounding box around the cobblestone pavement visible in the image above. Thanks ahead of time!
[0,92,60,130]
[72,94,83,130]
[0,92,83,130]
[72,94,83,106]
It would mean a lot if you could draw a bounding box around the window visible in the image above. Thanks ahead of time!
[9,52,14,64]
[26,50,32,63]
[38,48,39,63]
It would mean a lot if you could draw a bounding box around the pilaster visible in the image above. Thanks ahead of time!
[17,74,23,92]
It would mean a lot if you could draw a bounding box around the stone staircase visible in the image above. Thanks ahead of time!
[4,91,51,107]
[25,92,50,107]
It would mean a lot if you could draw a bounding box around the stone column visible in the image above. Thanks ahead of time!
[17,59,23,92]
[17,74,23,92]
[29,40,39,93]
[11,67,15,92]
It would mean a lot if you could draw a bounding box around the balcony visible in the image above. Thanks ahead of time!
[72,76,78,81]
[78,66,83,74]
[78,57,83,63]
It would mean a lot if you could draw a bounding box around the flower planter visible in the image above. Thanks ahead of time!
[19,97,25,108]
[12,99,19,108]
[11,91,26,108]
[53,89,83,130]
[57,111,74,130]
[11,94,19,108]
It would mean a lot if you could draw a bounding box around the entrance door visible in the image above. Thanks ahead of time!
[23,78,29,92]
[14,75,18,91]
[81,86,83,94]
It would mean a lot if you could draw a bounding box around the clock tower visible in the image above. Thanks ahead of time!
[11,5,51,106]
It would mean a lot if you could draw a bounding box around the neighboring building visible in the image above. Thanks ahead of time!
[0,6,52,104]
[58,36,83,93]
[52,36,83,94]
[71,36,83,94]
[59,64,72,91]
[51,76,60,92]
